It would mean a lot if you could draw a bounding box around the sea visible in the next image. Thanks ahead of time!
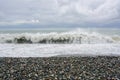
[0,27,120,57]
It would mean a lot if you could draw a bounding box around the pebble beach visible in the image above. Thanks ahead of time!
[0,56,120,80]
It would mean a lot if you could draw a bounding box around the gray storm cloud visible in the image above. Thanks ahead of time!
[0,0,120,26]
[57,0,120,21]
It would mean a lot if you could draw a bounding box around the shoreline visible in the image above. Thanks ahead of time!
[0,56,120,79]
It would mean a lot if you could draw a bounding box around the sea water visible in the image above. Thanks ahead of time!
[0,28,120,57]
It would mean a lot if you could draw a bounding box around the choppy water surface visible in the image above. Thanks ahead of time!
[0,28,120,57]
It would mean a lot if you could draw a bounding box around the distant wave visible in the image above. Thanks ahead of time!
[0,30,120,44]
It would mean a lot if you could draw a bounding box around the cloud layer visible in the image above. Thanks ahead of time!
[0,0,120,27]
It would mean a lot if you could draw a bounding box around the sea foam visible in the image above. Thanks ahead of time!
[0,29,120,57]
[0,44,120,57]
[0,29,119,44]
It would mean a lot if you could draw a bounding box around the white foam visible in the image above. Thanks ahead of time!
[0,29,119,44]
[0,43,120,57]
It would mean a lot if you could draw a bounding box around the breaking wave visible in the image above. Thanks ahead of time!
[0,30,120,44]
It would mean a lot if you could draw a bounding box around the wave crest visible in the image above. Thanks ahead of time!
[0,31,119,44]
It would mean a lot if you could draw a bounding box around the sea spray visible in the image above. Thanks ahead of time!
[0,30,119,44]
[0,29,120,44]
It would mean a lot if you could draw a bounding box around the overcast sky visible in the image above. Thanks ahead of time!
[0,0,120,28]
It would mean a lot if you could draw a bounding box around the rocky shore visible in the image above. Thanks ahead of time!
[0,56,120,80]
